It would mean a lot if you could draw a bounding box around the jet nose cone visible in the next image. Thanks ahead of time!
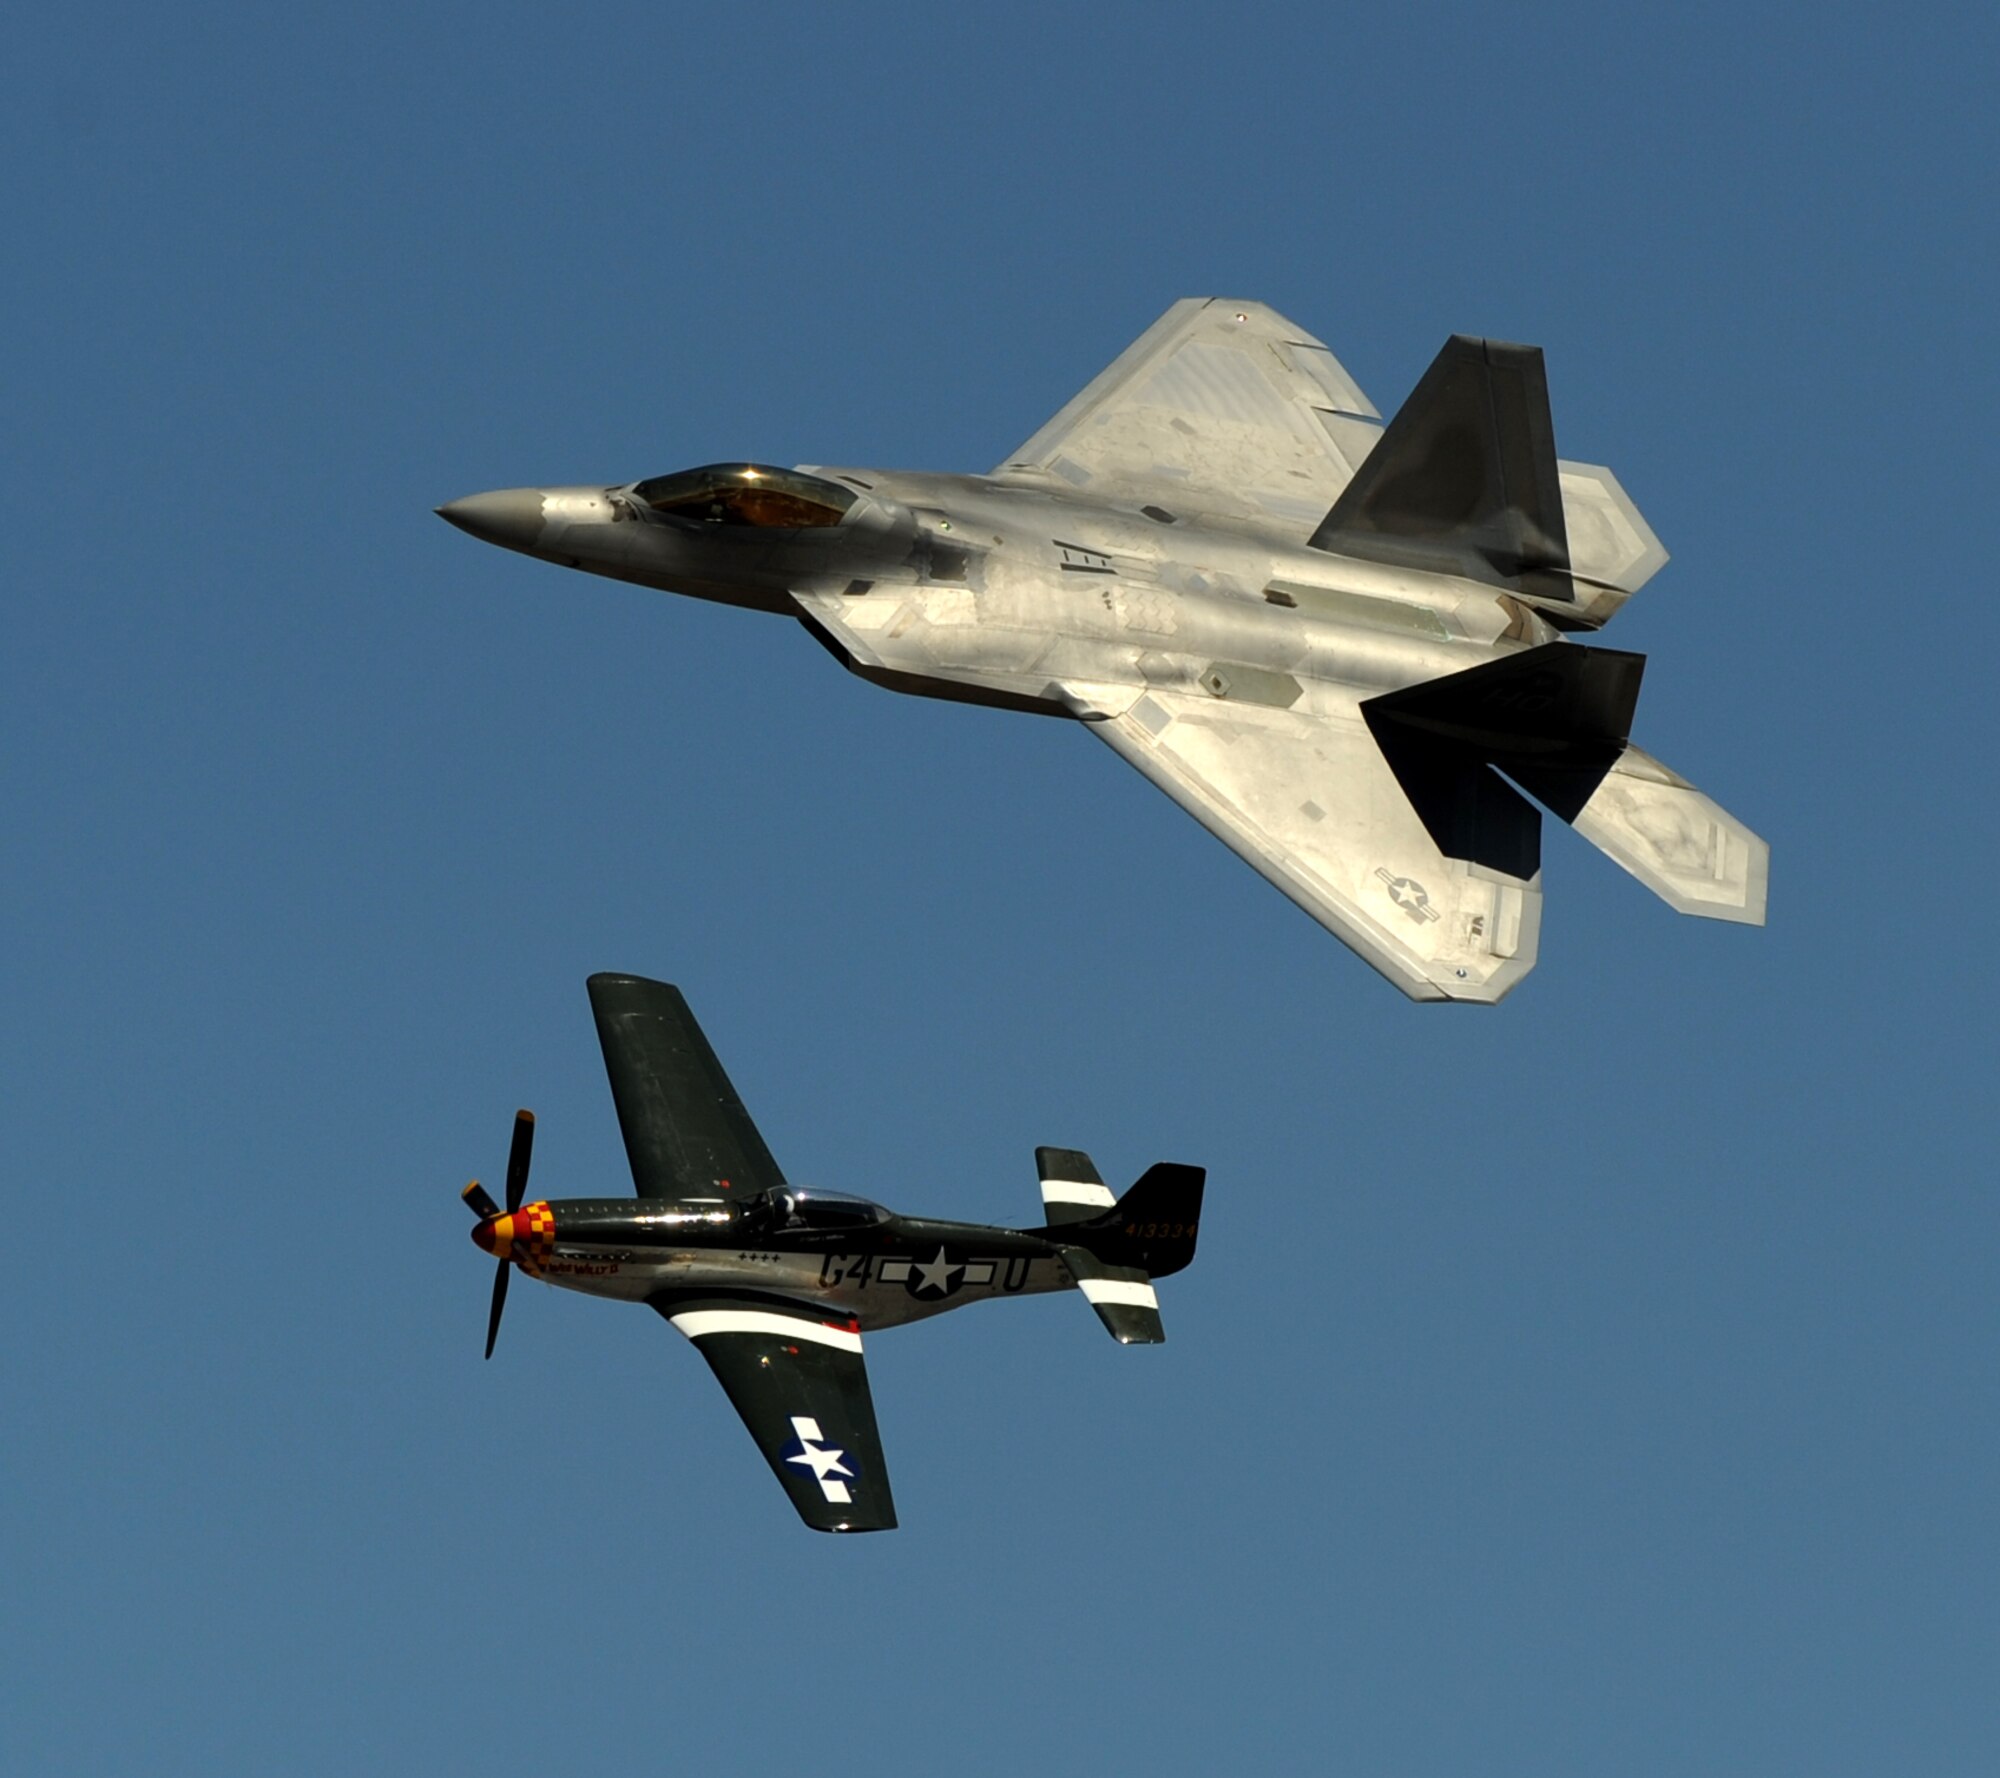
[435,487,547,550]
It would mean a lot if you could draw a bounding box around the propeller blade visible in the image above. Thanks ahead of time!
[484,1257,510,1360]
[504,1109,535,1214]
[462,1180,500,1220]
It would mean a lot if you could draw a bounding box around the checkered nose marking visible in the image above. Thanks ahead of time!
[470,1203,557,1272]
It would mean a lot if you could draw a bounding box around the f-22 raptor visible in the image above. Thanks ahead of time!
[441,300,1768,1002]
[463,974,1204,1532]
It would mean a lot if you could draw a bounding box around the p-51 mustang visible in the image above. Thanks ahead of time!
[462,973,1205,1532]
[441,300,1767,1003]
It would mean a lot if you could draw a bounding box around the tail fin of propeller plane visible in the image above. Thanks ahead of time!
[1047,1162,1206,1345]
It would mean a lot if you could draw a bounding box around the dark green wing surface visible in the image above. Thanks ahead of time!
[652,1293,896,1533]
[586,974,784,1203]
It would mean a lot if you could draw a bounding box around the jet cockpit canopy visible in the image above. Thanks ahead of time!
[632,463,858,529]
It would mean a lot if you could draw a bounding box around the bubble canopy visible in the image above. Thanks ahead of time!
[632,463,858,529]
[747,1188,889,1231]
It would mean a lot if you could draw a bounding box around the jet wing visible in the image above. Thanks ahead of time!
[653,1294,896,1533]
[993,298,1386,535]
[1078,686,1543,1003]
[587,974,786,1203]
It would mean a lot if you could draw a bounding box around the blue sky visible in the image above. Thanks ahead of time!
[6,3,1996,1772]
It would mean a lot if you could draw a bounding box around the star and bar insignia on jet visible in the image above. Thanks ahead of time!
[1375,867,1442,925]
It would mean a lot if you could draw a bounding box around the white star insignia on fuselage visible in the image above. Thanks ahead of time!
[911,1246,962,1296]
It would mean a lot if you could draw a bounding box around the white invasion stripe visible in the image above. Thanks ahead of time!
[790,1416,822,1441]
[669,1310,864,1353]
[1042,1181,1117,1207]
[1078,1277,1159,1309]
[822,1480,852,1505]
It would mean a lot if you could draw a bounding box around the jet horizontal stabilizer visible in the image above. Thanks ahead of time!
[1562,745,1769,924]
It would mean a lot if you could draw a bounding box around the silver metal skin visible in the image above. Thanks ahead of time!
[439,300,1767,1002]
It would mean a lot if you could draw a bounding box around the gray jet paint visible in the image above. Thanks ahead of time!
[440,300,1766,1002]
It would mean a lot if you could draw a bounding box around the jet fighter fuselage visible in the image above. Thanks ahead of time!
[441,302,1769,1001]
[440,463,1528,710]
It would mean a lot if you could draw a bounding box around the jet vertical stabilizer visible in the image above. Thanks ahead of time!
[1362,643,1767,925]
[1311,334,1665,629]
[1310,335,1574,608]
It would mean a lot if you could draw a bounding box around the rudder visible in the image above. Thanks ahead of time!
[1063,1162,1205,1279]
